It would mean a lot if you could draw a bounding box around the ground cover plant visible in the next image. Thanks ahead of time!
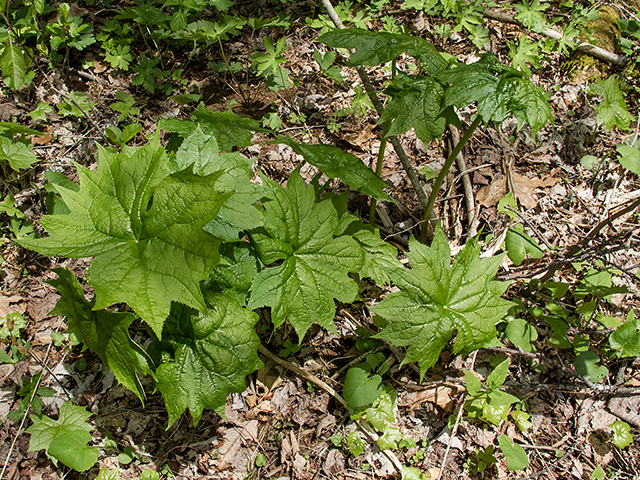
[0,0,639,478]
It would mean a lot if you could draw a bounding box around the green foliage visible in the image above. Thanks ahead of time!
[57,92,92,118]
[508,34,541,77]
[464,359,522,426]
[247,167,364,338]
[498,434,529,471]
[589,76,635,132]
[19,137,228,338]
[319,28,447,71]
[378,73,451,144]
[313,49,344,84]
[343,365,383,413]
[609,310,640,358]
[574,351,608,382]
[0,123,40,171]
[505,225,544,266]
[278,137,391,201]
[152,290,262,425]
[48,268,152,402]
[158,103,262,151]
[347,431,365,457]
[30,103,53,122]
[514,0,549,32]
[616,144,640,175]
[26,400,98,471]
[373,227,513,377]
[0,44,33,90]
[610,420,633,449]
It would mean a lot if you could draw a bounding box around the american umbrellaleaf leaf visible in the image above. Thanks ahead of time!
[247,167,364,339]
[48,268,151,403]
[278,137,391,201]
[174,126,263,240]
[158,103,263,151]
[373,227,513,378]
[153,290,263,426]
[378,73,449,144]
[19,139,228,338]
[435,55,552,136]
[319,28,447,73]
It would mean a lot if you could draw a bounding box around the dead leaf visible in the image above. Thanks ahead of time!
[218,420,259,470]
[412,385,460,412]
[477,171,559,209]
[281,431,299,463]
[93,60,107,73]
[341,124,376,150]
[0,295,26,318]
[322,449,345,475]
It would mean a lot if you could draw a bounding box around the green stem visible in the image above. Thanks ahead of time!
[369,121,392,224]
[420,115,482,243]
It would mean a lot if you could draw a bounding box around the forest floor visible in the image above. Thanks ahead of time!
[1,0,640,479]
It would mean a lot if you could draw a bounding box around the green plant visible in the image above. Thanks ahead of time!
[26,400,98,471]
[8,371,55,422]
[250,36,291,91]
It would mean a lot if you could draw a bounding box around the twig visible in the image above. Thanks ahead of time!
[436,350,478,480]
[483,9,627,66]
[0,316,64,480]
[257,344,404,472]
[450,125,478,238]
[486,346,640,395]
[504,205,555,251]
[320,0,431,214]
[44,71,104,140]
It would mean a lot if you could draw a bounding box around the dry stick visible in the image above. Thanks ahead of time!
[0,328,61,480]
[320,0,431,215]
[436,350,478,480]
[257,345,404,473]
[504,205,555,251]
[483,9,627,66]
[486,346,640,396]
[449,125,478,238]
[537,197,640,285]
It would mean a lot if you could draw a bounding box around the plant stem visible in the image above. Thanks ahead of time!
[420,115,482,243]
[369,121,391,224]
[320,0,431,213]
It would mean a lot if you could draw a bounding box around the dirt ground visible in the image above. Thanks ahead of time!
[1,0,640,479]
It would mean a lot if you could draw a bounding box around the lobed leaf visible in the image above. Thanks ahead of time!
[26,401,93,453]
[47,431,98,472]
[379,73,449,144]
[20,139,228,338]
[48,268,151,403]
[373,227,513,378]
[158,103,263,151]
[319,28,447,72]
[174,126,263,240]
[247,167,364,339]
[153,290,263,426]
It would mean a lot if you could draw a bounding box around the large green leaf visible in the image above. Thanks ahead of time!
[153,290,263,426]
[158,103,263,150]
[174,126,263,240]
[379,73,448,144]
[343,365,383,413]
[373,227,513,378]
[278,137,391,201]
[247,167,364,338]
[20,139,228,338]
[436,56,551,136]
[0,136,39,170]
[48,268,151,403]
[319,28,447,72]
[346,222,401,286]
[26,401,93,453]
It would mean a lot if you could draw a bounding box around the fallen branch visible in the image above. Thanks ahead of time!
[483,9,627,66]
